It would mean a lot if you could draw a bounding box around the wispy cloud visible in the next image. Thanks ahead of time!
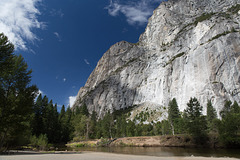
[50,9,64,18]
[0,0,43,50]
[35,89,44,101]
[69,96,77,108]
[63,78,67,82]
[54,32,62,41]
[105,0,164,26]
[84,59,90,65]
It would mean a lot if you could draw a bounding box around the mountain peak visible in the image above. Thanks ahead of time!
[74,0,240,119]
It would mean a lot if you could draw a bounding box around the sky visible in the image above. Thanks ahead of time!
[0,0,164,110]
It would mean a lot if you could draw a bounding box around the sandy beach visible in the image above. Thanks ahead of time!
[0,152,239,160]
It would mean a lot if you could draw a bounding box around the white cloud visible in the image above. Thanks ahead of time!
[38,89,43,95]
[105,0,164,26]
[63,78,67,82]
[54,32,62,41]
[69,96,77,108]
[35,89,44,101]
[84,59,90,65]
[0,0,43,50]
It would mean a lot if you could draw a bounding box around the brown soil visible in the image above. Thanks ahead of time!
[110,135,196,147]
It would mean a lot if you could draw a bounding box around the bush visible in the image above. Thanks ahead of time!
[30,134,48,150]
[38,134,48,150]
[97,137,109,147]
[75,143,85,147]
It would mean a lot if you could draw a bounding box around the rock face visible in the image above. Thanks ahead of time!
[74,0,240,118]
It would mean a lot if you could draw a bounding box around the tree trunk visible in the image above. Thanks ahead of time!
[86,119,89,140]
[171,123,175,135]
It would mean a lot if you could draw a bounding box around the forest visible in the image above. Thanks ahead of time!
[0,33,240,152]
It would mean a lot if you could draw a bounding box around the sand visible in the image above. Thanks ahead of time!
[0,152,239,160]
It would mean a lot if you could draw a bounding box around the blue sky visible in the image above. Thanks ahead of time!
[0,0,164,109]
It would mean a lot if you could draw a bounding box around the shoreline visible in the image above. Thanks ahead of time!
[67,135,223,148]
[0,151,240,160]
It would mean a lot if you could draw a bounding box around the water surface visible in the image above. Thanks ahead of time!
[72,147,240,158]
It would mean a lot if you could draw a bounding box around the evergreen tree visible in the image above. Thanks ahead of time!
[60,106,73,143]
[32,94,44,136]
[74,115,87,139]
[220,100,232,119]
[168,98,180,135]
[0,33,38,149]
[184,97,207,143]
[231,101,240,113]
[75,106,80,115]
[59,105,65,120]
[206,100,217,133]
[80,103,89,116]
[126,120,135,137]
[89,110,97,139]
[101,111,114,138]
[218,100,240,146]
[161,120,171,135]
[120,114,127,137]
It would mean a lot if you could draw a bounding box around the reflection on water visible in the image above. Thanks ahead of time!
[71,147,240,158]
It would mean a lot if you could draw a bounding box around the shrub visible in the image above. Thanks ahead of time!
[30,134,48,151]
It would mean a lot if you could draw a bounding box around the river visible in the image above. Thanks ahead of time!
[71,147,240,158]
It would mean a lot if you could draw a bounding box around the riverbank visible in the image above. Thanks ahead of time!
[0,152,239,160]
[67,135,220,148]
[111,135,196,147]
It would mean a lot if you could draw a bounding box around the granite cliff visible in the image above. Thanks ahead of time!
[74,0,240,119]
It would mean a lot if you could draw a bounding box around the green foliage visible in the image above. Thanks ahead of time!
[218,101,240,146]
[164,52,185,66]
[0,33,38,150]
[227,4,240,14]
[161,120,171,135]
[68,98,240,149]
[30,134,48,151]
[59,106,73,143]
[207,28,238,42]
[0,33,14,72]
[195,13,215,24]
[79,103,89,116]
[168,98,181,135]
[206,100,218,133]
[184,97,207,143]
[73,115,88,139]
[135,111,150,122]
[89,110,97,139]
[31,95,73,144]
[97,137,109,147]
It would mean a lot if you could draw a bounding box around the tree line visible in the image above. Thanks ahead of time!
[0,33,73,151]
[1,33,240,151]
[70,98,240,147]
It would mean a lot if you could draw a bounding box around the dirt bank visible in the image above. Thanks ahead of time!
[110,135,196,147]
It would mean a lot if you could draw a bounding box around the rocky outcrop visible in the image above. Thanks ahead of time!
[74,0,240,119]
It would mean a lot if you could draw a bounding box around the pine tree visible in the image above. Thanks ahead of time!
[206,100,217,133]
[80,103,89,116]
[89,110,97,139]
[0,33,38,149]
[184,97,207,143]
[60,106,73,143]
[220,100,232,119]
[168,98,180,135]
[218,100,240,146]
[32,94,44,136]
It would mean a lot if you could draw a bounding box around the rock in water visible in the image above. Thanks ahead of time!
[74,0,240,119]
